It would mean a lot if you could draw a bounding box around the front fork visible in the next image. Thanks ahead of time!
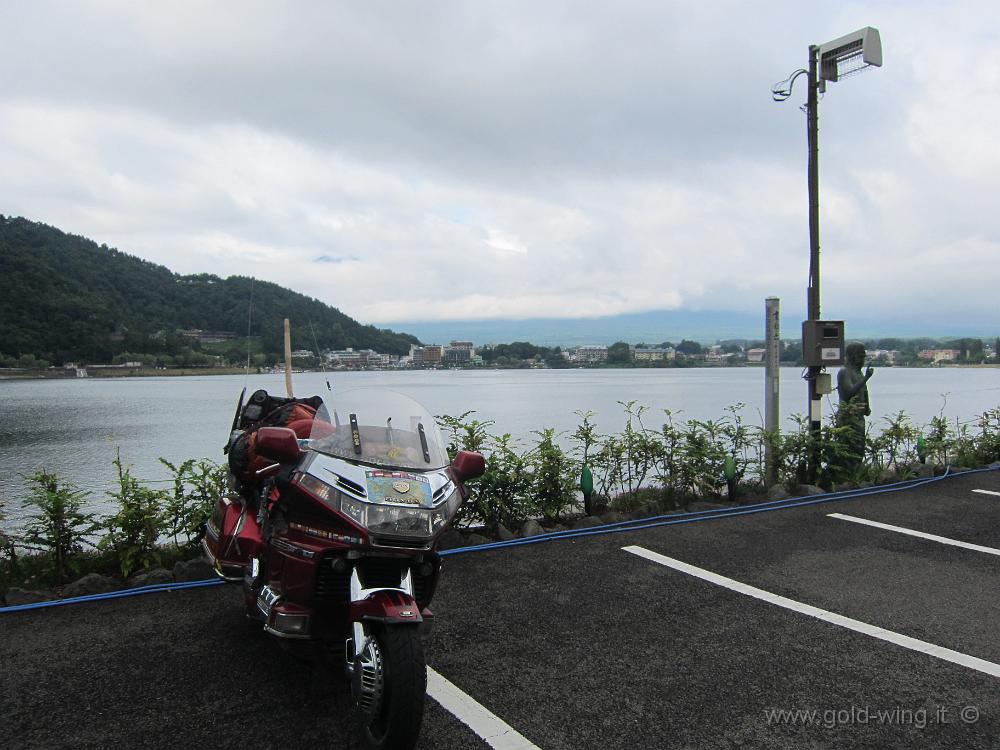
[345,566,415,675]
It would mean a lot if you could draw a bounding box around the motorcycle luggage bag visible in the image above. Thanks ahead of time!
[229,399,319,484]
[202,495,263,581]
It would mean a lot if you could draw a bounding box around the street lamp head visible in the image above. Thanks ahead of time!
[817,27,882,83]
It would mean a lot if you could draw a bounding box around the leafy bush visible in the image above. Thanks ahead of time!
[160,458,227,549]
[437,411,494,454]
[0,494,17,586]
[472,434,534,533]
[98,452,169,577]
[530,429,578,522]
[590,401,661,505]
[973,407,1000,465]
[868,411,920,478]
[572,410,600,513]
[438,401,1000,538]
[439,413,576,530]
[18,471,97,583]
[924,413,955,468]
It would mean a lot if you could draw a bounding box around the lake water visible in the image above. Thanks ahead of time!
[2,367,998,529]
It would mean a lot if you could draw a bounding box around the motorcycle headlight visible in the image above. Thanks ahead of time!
[296,473,461,539]
[431,488,462,532]
[340,494,366,526]
[367,504,432,537]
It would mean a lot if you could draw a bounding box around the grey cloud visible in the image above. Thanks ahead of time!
[0,2,998,331]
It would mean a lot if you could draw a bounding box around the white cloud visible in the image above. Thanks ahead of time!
[1,1,999,334]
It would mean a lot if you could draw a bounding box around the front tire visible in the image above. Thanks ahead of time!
[353,624,426,750]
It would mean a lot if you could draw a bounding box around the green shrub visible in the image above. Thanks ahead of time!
[868,411,920,477]
[590,401,661,504]
[472,434,534,533]
[160,458,227,549]
[530,429,578,522]
[437,411,494,454]
[924,413,955,467]
[98,452,169,577]
[973,407,1000,464]
[0,495,17,587]
[19,471,98,584]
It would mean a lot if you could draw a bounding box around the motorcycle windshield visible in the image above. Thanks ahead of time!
[307,388,451,471]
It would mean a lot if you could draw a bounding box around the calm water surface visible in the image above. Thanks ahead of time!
[1,368,998,527]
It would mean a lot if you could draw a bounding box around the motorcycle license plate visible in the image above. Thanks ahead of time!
[365,470,433,507]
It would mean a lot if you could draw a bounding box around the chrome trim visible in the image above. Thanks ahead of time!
[271,536,316,559]
[243,557,262,590]
[350,568,367,660]
[257,585,281,618]
[264,611,312,639]
[323,468,368,499]
[400,567,414,596]
[354,631,385,715]
[255,462,280,476]
[370,535,432,551]
[202,538,243,582]
[263,624,313,640]
[221,500,248,560]
[205,518,220,542]
[348,565,414,659]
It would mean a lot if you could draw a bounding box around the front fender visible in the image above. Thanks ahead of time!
[350,588,423,625]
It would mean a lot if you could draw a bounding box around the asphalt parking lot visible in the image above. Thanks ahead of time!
[3,469,999,749]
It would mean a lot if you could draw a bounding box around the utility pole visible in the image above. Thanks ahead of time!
[805,45,822,482]
[773,27,882,484]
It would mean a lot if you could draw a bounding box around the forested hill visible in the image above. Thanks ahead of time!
[0,216,419,365]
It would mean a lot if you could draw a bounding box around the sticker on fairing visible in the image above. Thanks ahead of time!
[365,470,433,507]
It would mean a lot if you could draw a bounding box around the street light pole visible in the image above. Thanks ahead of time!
[773,27,882,484]
[806,44,822,480]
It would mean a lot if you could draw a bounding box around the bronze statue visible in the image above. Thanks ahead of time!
[836,342,874,472]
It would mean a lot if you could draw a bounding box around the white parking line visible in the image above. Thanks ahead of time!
[428,667,540,750]
[827,513,1000,557]
[973,489,1000,497]
[623,545,1000,679]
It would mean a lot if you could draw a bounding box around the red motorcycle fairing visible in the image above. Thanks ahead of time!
[203,496,264,580]
[350,588,423,625]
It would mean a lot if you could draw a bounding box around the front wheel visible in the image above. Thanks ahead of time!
[352,624,426,750]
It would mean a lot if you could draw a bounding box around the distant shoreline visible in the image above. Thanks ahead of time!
[0,367,250,380]
[3,362,999,381]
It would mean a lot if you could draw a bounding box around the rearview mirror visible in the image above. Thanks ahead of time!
[451,450,486,482]
[255,427,302,464]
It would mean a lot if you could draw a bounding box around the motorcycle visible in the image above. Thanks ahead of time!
[203,387,485,750]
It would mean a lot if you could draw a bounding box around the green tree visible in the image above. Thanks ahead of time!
[676,340,702,355]
[607,341,632,363]
[781,341,802,364]
[0,217,419,364]
[16,353,50,369]
[968,338,984,362]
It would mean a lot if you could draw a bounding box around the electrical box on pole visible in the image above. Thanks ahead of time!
[802,320,845,366]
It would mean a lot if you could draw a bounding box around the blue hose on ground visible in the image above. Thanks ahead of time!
[0,577,224,613]
[2,465,996,613]
[439,466,1000,557]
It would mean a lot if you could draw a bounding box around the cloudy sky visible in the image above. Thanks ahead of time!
[1,1,997,332]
